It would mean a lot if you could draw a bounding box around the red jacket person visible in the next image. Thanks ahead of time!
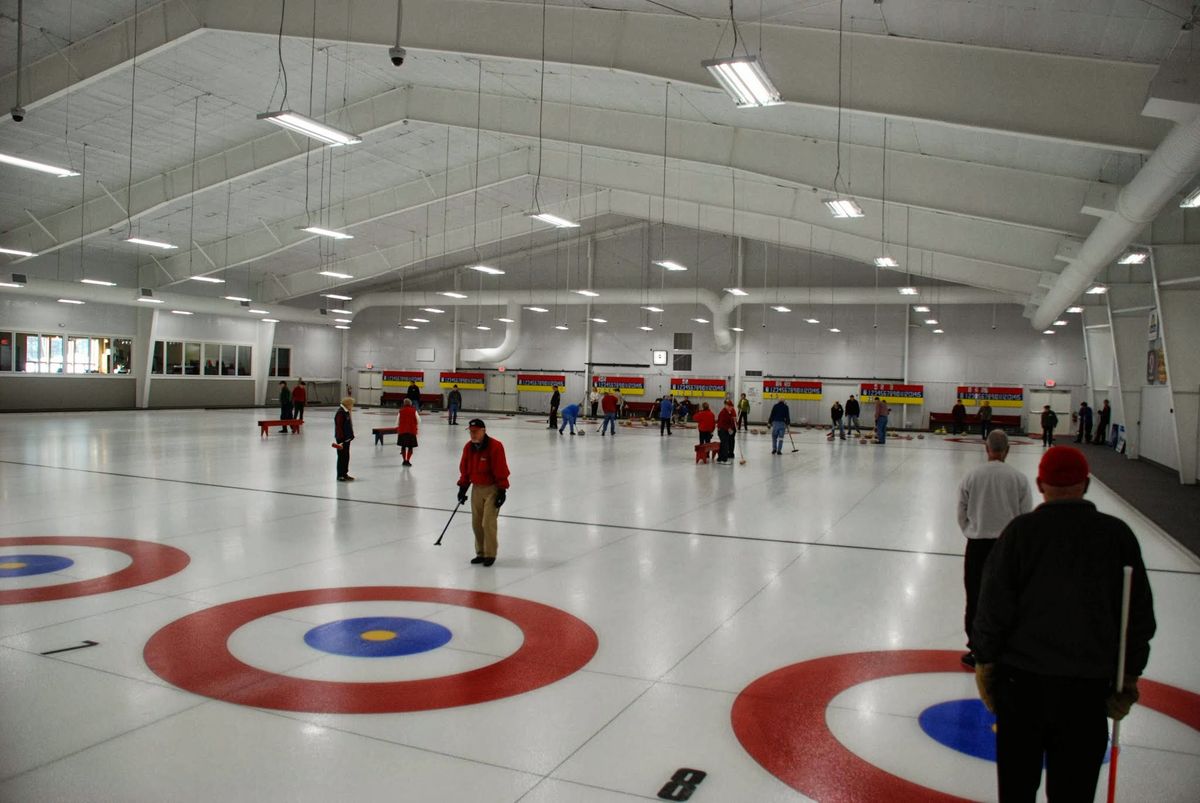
[457,419,511,567]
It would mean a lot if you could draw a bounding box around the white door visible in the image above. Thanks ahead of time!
[487,372,518,412]
[1026,389,1071,436]
[1139,386,1178,470]
[742,379,763,421]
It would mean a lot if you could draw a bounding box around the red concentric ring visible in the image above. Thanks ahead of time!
[144,586,599,713]
[0,536,190,604]
[732,650,1200,802]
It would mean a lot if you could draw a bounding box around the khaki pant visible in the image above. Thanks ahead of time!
[471,484,500,558]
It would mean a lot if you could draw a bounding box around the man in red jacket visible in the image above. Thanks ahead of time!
[291,378,307,421]
[716,398,737,464]
[457,419,511,567]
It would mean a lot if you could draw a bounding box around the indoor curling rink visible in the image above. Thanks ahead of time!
[1,409,1197,803]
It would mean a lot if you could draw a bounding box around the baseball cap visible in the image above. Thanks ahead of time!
[467,418,486,429]
[1038,446,1089,487]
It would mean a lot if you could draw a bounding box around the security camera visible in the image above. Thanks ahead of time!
[10,106,25,123]
[388,47,406,67]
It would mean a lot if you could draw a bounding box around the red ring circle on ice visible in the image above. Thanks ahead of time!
[144,586,599,713]
[731,650,1200,803]
[0,536,189,605]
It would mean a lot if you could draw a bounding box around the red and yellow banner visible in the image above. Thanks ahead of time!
[439,371,485,390]
[763,380,822,400]
[383,370,424,388]
[861,383,924,405]
[517,374,566,392]
[957,386,1023,408]
[671,377,726,398]
[592,375,645,396]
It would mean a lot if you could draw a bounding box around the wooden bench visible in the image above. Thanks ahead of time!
[258,419,303,436]
[694,442,720,464]
[928,412,1022,433]
[372,426,400,445]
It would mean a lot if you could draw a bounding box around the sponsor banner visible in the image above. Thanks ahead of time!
[439,371,486,390]
[957,386,1023,408]
[763,380,823,400]
[670,377,727,398]
[861,383,924,405]
[592,375,645,396]
[383,370,424,389]
[517,374,566,392]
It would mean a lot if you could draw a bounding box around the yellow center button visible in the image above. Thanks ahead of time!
[0,562,28,570]
[360,629,397,642]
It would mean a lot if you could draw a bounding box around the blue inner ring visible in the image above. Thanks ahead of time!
[0,554,75,578]
[303,616,452,658]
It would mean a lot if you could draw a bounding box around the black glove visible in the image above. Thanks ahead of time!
[494,489,506,509]
[457,485,469,505]
[1106,676,1139,720]
[975,663,997,714]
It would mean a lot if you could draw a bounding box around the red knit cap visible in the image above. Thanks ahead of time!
[1038,446,1089,487]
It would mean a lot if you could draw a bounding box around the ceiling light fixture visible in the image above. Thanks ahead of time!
[248,309,270,315]
[1053,320,1068,326]
[639,325,654,331]
[702,56,783,108]
[319,270,354,279]
[497,317,515,323]
[468,264,505,275]
[0,246,37,257]
[771,305,791,313]
[402,325,418,330]
[190,275,225,284]
[334,318,353,323]
[57,298,85,304]
[530,212,580,229]
[476,324,491,331]
[898,287,919,295]
[642,305,665,312]
[731,326,744,332]
[590,317,607,323]
[170,310,193,315]
[0,281,24,288]
[0,152,80,178]
[440,291,467,299]
[303,226,353,240]
[874,256,899,268]
[322,293,353,301]
[555,324,569,331]
[1180,186,1200,208]
[224,295,252,302]
[692,317,710,324]
[933,329,945,334]
[410,317,429,323]
[1043,329,1056,334]
[824,199,865,219]
[257,111,362,146]
[261,318,280,323]
[573,289,600,297]
[335,325,351,330]
[653,260,688,271]
[80,278,116,287]
[420,307,445,314]
[1067,306,1084,313]
[725,287,748,296]
[913,305,930,312]
[125,237,177,250]
[328,308,352,314]
[924,319,938,325]
[805,317,820,324]
[1117,250,1148,265]
[829,327,841,333]
[526,306,549,313]
[1086,285,1108,295]
[136,297,163,304]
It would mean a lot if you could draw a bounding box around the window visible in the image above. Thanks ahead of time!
[148,340,254,378]
[111,339,132,374]
[184,342,201,375]
[203,343,220,375]
[0,333,11,372]
[269,346,291,377]
[1,332,132,375]
[673,332,693,350]
[220,344,237,375]
[236,345,252,376]
[152,341,164,374]
[166,342,184,374]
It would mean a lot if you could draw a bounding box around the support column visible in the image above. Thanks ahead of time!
[584,236,595,398]
[1107,295,1152,460]
[1150,247,1200,484]
[902,306,911,430]
[253,322,276,406]
[733,236,744,401]
[134,307,159,409]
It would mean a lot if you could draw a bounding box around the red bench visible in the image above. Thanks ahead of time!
[258,419,303,436]
[928,412,1022,433]
[372,426,399,445]
[694,442,720,464]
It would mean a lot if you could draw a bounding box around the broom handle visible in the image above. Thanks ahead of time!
[1106,565,1134,803]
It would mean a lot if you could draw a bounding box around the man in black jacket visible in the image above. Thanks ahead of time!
[845,394,861,435]
[447,385,462,425]
[973,446,1155,803]
[333,397,356,481]
[548,386,561,430]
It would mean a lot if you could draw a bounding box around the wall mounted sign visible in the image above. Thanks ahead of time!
[763,380,823,400]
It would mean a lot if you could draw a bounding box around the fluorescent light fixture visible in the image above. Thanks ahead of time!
[555,324,570,331]
[924,319,938,325]
[0,282,23,288]
[420,307,445,314]
[590,317,607,323]
[1180,186,1200,208]
[692,317,710,324]
[824,198,865,219]
[402,325,418,330]
[137,297,163,304]
[468,264,505,275]
[0,151,80,178]
[642,305,665,312]
[319,270,354,279]
[262,318,280,323]
[248,309,270,314]
[224,295,252,302]
[913,305,931,312]
[526,306,549,313]
[724,287,748,296]
[81,278,117,287]
[440,291,468,299]
[125,237,177,250]
[303,228,353,241]
[1117,250,1148,265]
[334,318,353,323]
[409,317,429,323]
[1053,320,1068,326]
[497,317,515,323]
[529,212,580,229]
[257,111,362,146]
[639,325,654,331]
[771,305,791,312]
[57,298,85,304]
[829,327,841,333]
[731,326,744,332]
[805,317,820,324]
[1086,285,1108,295]
[190,275,225,284]
[476,324,491,330]
[653,260,688,271]
[933,329,945,334]
[335,325,351,330]
[898,287,919,295]
[170,310,193,315]
[322,293,353,301]
[1067,306,1084,313]
[874,256,899,268]
[701,56,783,108]
[0,246,37,257]
[1043,329,1056,334]
[573,289,600,297]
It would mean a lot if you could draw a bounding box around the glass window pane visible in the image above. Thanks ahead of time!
[220,344,236,375]
[152,341,164,374]
[203,344,220,375]
[276,347,290,377]
[16,332,36,372]
[0,332,13,372]
[66,336,95,374]
[236,345,252,376]
[268,348,277,377]
[112,339,132,374]
[184,342,201,375]
[166,341,183,374]
[47,335,65,373]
